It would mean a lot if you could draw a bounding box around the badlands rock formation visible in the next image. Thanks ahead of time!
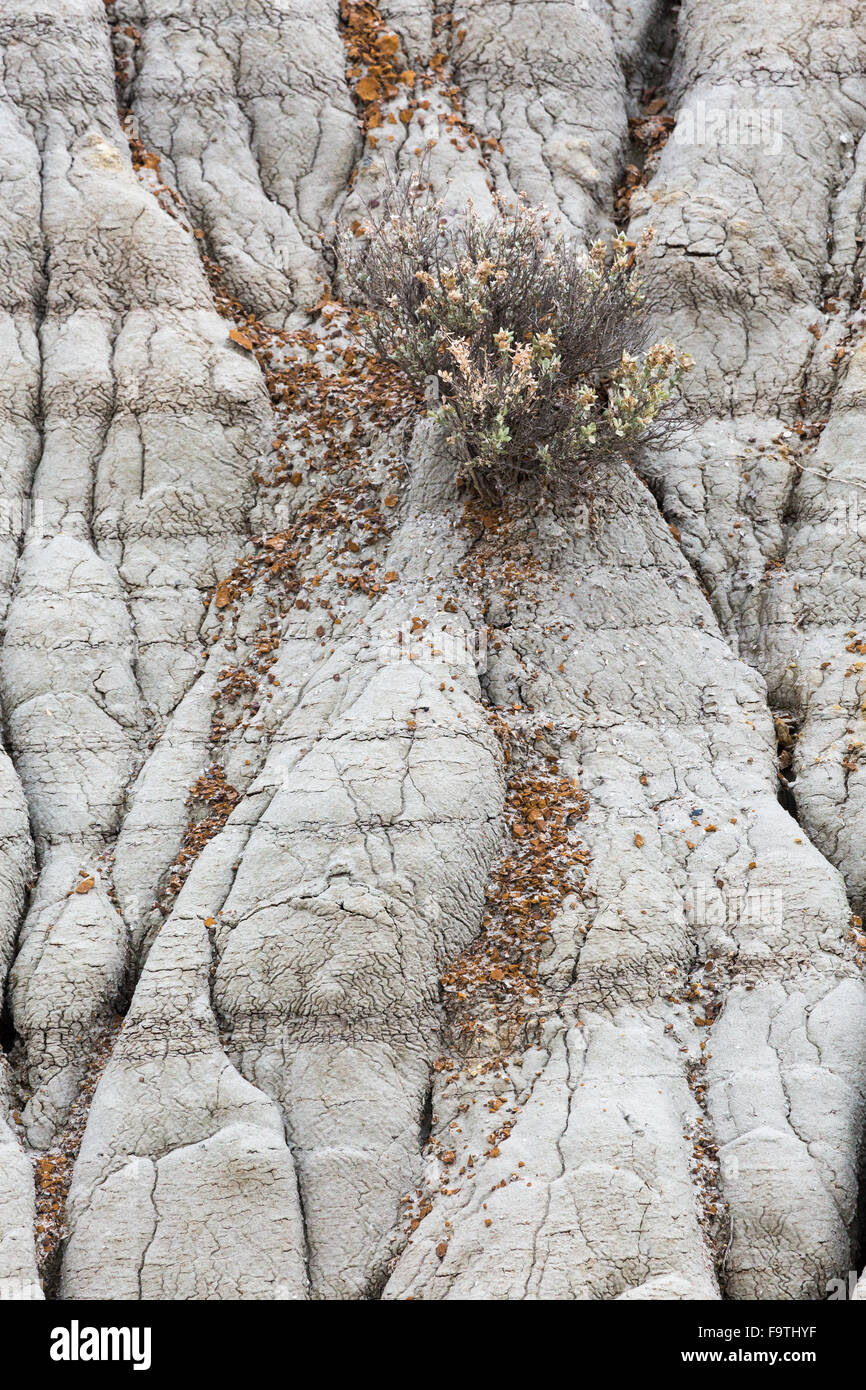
[0,0,864,1301]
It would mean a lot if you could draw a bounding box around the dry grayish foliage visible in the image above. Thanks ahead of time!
[340,172,692,501]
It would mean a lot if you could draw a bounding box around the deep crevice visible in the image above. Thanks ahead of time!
[614,0,682,226]
[0,993,15,1057]
[773,712,802,821]
[417,1078,434,1148]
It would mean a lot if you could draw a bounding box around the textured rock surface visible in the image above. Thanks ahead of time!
[0,0,863,1302]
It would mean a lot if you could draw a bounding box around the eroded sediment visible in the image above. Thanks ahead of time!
[0,0,862,1302]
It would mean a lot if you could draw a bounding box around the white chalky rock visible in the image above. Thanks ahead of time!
[0,0,862,1305]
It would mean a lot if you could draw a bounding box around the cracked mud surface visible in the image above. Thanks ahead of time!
[0,0,865,1302]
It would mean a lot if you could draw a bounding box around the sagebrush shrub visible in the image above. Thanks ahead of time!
[340,173,692,501]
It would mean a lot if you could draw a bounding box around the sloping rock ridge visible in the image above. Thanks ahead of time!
[0,0,863,1302]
